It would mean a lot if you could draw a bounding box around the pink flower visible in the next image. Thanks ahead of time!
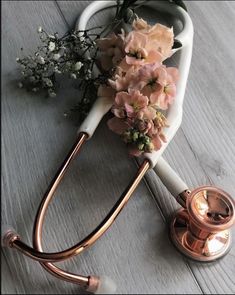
[132,17,151,31]
[108,66,139,92]
[101,18,179,157]
[132,64,179,110]
[147,112,168,137]
[124,31,162,66]
[96,32,125,71]
[153,67,179,110]
[147,23,174,61]
[112,90,148,118]
[107,117,130,135]
[131,19,174,62]
[137,119,154,134]
[133,63,165,98]
[137,106,157,121]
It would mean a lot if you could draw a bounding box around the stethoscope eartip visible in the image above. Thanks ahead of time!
[1,225,19,248]
[89,275,117,294]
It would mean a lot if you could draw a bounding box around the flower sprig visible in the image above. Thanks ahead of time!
[97,17,179,156]
[16,25,104,119]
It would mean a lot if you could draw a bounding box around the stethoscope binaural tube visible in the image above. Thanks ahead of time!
[2,130,150,293]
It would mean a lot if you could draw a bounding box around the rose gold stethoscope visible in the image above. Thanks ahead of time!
[2,1,235,294]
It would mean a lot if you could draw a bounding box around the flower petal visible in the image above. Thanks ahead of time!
[107,117,129,135]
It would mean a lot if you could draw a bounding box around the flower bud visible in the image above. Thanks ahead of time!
[37,56,45,64]
[70,73,77,79]
[37,26,43,33]
[132,132,139,142]
[138,143,145,151]
[74,61,83,71]
[53,53,61,60]
[48,41,56,52]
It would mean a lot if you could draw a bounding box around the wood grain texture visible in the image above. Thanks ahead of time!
[1,1,201,294]
[1,1,235,294]
[58,1,235,294]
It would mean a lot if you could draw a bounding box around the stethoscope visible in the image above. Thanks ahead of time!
[2,1,235,294]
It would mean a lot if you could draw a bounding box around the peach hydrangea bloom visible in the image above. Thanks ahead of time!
[132,17,151,31]
[107,117,130,135]
[153,66,179,110]
[131,17,174,62]
[99,17,179,156]
[124,31,163,65]
[108,66,139,92]
[132,63,179,110]
[133,63,165,97]
[112,89,148,119]
[96,32,125,71]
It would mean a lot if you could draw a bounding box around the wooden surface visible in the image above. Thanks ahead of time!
[1,1,235,294]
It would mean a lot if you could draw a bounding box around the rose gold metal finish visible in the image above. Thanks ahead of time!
[2,229,20,247]
[11,133,89,262]
[8,131,150,288]
[33,157,150,287]
[170,186,235,261]
[176,189,191,208]
[86,276,100,293]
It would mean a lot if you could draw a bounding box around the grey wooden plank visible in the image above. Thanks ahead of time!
[2,1,202,294]
[1,251,17,294]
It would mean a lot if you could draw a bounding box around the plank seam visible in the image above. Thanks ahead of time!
[181,127,213,185]
[1,251,18,294]
[54,0,71,30]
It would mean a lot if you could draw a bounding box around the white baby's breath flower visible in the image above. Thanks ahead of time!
[54,66,62,74]
[55,69,61,74]
[43,78,53,87]
[37,56,45,64]
[18,82,23,88]
[16,57,20,62]
[48,41,56,51]
[37,26,43,33]
[74,61,83,71]
[53,53,61,60]
[70,73,77,79]
[48,89,56,98]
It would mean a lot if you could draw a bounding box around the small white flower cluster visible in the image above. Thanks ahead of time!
[16,25,97,102]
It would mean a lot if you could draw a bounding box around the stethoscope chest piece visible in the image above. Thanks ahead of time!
[170,186,235,262]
